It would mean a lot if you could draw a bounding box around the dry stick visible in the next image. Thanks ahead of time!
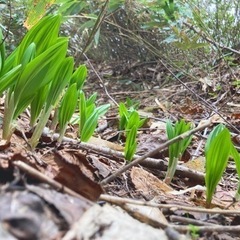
[84,53,119,107]
[156,57,240,134]
[12,160,92,205]
[170,215,219,226]
[41,128,205,183]
[100,194,240,233]
[141,157,205,183]
[100,194,240,215]
[100,119,213,186]
[183,21,240,56]
[0,0,13,46]
[77,0,109,61]
[175,225,240,234]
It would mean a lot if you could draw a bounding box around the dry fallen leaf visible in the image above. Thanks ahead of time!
[131,167,173,199]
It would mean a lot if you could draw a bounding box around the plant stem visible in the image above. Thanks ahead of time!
[57,122,67,144]
[49,107,59,131]
[164,156,179,184]
[2,92,15,142]
[29,106,52,149]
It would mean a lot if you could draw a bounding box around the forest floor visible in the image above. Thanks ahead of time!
[0,58,240,240]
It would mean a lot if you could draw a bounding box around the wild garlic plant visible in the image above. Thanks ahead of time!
[165,119,192,184]
[0,15,68,143]
[78,91,110,142]
[0,15,93,148]
[118,102,146,161]
[204,124,240,207]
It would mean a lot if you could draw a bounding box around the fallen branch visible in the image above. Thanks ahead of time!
[100,119,212,185]
[100,194,240,215]
[41,127,206,184]
[100,194,240,234]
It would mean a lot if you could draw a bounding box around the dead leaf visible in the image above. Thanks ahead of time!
[124,203,168,227]
[87,155,111,178]
[89,136,124,151]
[131,167,173,199]
[183,156,205,173]
[41,150,103,201]
[199,77,212,92]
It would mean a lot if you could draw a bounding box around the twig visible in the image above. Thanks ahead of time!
[100,119,213,185]
[175,225,240,234]
[191,127,208,159]
[100,194,240,233]
[84,53,119,106]
[156,58,240,134]
[99,194,240,215]
[106,20,239,133]
[41,127,205,183]
[77,0,109,60]
[170,215,218,226]
[183,21,240,55]
[0,0,12,46]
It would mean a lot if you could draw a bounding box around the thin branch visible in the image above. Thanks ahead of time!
[77,0,109,61]
[100,118,212,185]
[100,194,240,215]
[41,127,205,183]
[0,0,12,46]
[84,53,119,106]
[103,20,239,133]
[183,21,240,55]
[12,160,92,205]
[157,57,240,133]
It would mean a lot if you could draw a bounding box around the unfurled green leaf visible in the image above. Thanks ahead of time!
[205,124,225,153]
[79,91,87,133]
[59,83,78,130]
[30,84,49,126]
[86,92,97,106]
[13,39,68,119]
[119,102,128,131]
[20,42,36,67]
[0,65,22,95]
[14,39,68,100]
[70,64,87,90]
[126,111,139,130]
[165,119,192,183]
[96,104,110,117]
[46,57,74,109]
[124,125,137,161]
[118,102,145,161]
[78,91,110,142]
[230,145,240,178]
[15,15,61,63]
[81,111,99,142]
[205,126,231,207]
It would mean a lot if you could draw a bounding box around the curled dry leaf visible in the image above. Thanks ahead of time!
[130,167,173,200]
[41,150,103,201]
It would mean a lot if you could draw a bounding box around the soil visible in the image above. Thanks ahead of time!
[0,58,240,240]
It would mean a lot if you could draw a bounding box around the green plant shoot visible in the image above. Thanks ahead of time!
[0,15,67,143]
[165,119,192,184]
[118,102,146,161]
[0,29,5,75]
[205,124,240,207]
[58,83,78,143]
[79,91,110,142]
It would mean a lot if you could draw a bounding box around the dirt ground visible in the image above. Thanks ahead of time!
[0,58,240,240]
